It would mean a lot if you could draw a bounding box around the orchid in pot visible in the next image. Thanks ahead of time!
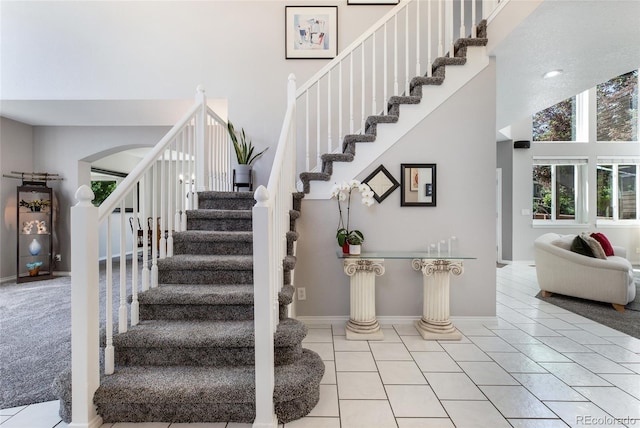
[331,180,375,255]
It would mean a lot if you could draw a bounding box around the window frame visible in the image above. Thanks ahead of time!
[596,161,640,225]
[532,159,588,226]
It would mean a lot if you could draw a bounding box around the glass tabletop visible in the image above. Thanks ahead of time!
[337,250,476,260]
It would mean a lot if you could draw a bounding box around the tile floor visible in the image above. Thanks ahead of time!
[2,264,639,428]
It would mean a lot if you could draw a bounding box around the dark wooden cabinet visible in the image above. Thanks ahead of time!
[17,183,54,283]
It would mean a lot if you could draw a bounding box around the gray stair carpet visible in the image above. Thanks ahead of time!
[55,190,323,424]
[300,20,488,193]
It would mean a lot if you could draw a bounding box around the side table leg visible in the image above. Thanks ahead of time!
[412,259,463,340]
[343,259,385,341]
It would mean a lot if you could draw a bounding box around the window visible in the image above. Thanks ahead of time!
[597,162,639,221]
[533,96,576,142]
[597,70,639,142]
[533,160,587,222]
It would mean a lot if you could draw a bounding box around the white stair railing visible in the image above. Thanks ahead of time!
[296,0,494,177]
[69,86,231,427]
[252,74,297,428]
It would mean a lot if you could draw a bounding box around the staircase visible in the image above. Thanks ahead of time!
[300,21,488,194]
[57,192,324,424]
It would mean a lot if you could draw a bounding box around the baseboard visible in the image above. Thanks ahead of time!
[0,275,16,284]
[297,315,498,325]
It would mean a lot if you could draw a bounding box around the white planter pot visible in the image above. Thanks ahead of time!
[349,244,361,255]
[235,165,252,185]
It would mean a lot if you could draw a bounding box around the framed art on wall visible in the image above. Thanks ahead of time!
[401,163,436,206]
[285,6,338,59]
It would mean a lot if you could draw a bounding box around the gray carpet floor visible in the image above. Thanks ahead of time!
[0,259,134,409]
[535,276,640,339]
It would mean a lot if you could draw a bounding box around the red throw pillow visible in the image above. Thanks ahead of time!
[591,232,614,257]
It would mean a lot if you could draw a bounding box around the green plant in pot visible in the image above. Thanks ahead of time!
[227,120,268,187]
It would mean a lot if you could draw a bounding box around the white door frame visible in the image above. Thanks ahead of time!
[496,168,503,263]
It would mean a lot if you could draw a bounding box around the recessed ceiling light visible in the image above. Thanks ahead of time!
[543,69,563,79]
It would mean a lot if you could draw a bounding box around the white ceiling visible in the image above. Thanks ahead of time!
[0,1,638,131]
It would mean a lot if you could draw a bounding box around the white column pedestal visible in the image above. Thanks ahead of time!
[343,258,385,341]
[412,259,464,340]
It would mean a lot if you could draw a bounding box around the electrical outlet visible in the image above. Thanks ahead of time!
[55,254,62,262]
[297,287,306,301]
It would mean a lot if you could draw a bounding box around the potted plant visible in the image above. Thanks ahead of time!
[19,199,50,212]
[227,120,268,187]
[331,180,374,255]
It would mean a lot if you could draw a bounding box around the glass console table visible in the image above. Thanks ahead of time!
[337,251,476,341]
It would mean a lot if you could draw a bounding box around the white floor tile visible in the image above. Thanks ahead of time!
[332,336,370,352]
[453,323,497,336]
[393,324,419,336]
[559,329,613,345]
[423,372,485,400]
[604,336,640,353]
[578,323,628,337]
[338,400,396,428]
[303,342,334,361]
[412,351,462,372]
[401,335,444,352]
[458,361,519,385]
[479,385,556,418]
[512,373,586,401]
[225,423,253,428]
[440,343,492,361]
[112,423,169,428]
[331,324,346,336]
[396,418,454,428]
[599,373,640,397]
[369,342,412,360]
[0,406,27,417]
[493,329,541,344]
[469,336,518,352]
[564,352,633,374]
[307,385,339,417]
[371,328,402,343]
[284,417,340,428]
[507,419,569,428]
[376,361,427,385]
[385,385,447,418]
[487,352,547,373]
[513,343,572,362]
[170,423,226,427]
[544,401,625,427]
[334,351,377,371]
[441,400,511,428]
[536,336,591,353]
[320,361,336,384]
[0,401,63,428]
[585,344,640,363]
[517,322,568,335]
[623,363,640,374]
[573,386,640,419]
[336,372,386,399]
[302,328,334,343]
[540,363,611,386]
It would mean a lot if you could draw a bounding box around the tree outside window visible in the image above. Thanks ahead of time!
[532,164,578,221]
[596,163,639,221]
[619,165,637,219]
[597,165,613,219]
[532,96,576,141]
[597,70,638,141]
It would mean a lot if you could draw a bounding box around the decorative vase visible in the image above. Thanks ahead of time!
[28,238,41,256]
[349,244,361,255]
[342,242,350,254]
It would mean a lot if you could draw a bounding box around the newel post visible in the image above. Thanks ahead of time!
[69,185,102,428]
[195,85,208,199]
[252,185,277,428]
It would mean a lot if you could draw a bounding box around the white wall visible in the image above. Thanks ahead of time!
[294,59,497,318]
[508,116,640,264]
[0,1,392,187]
[0,118,34,280]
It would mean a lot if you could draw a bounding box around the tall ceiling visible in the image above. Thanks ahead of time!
[0,1,638,130]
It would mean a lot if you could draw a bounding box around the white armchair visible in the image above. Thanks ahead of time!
[534,233,635,312]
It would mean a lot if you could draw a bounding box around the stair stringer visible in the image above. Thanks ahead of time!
[304,46,489,199]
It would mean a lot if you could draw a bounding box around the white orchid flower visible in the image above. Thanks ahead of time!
[348,179,361,189]
[358,183,371,193]
[339,182,350,191]
[337,191,347,201]
[362,190,375,199]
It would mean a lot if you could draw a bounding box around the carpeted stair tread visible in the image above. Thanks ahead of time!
[173,231,253,255]
[197,192,255,211]
[157,254,253,271]
[139,284,255,305]
[113,318,306,349]
[174,231,253,242]
[197,191,255,200]
[187,210,252,219]
[94,349,324,423]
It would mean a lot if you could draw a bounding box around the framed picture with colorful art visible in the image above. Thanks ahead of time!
[285,6,338,59]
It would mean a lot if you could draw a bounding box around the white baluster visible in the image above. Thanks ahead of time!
[105,216,114,374]
[119,200,127,333]
[405,5,409,95]
[438,0,444,57]
[372,33,377,115]
[460,0,466,38]
[175,133,182,233]
[327,72,332,154]
[427,0,433,77]
[167,141,174,257]
[131,185,139,326]
[384,22,388,114]
[349,53,354,134]
[472,0,477,38]
[394,14,399,95]
[416,0,421,76]
[316,81,321,170]
[339,63,343,142]
[361,42,365,133]
[160,152,167,259]
[448,0,455,57]
[180,131,187,231]
[141,174,149,292]
[151,163,158,288]
[305,91,310,171]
